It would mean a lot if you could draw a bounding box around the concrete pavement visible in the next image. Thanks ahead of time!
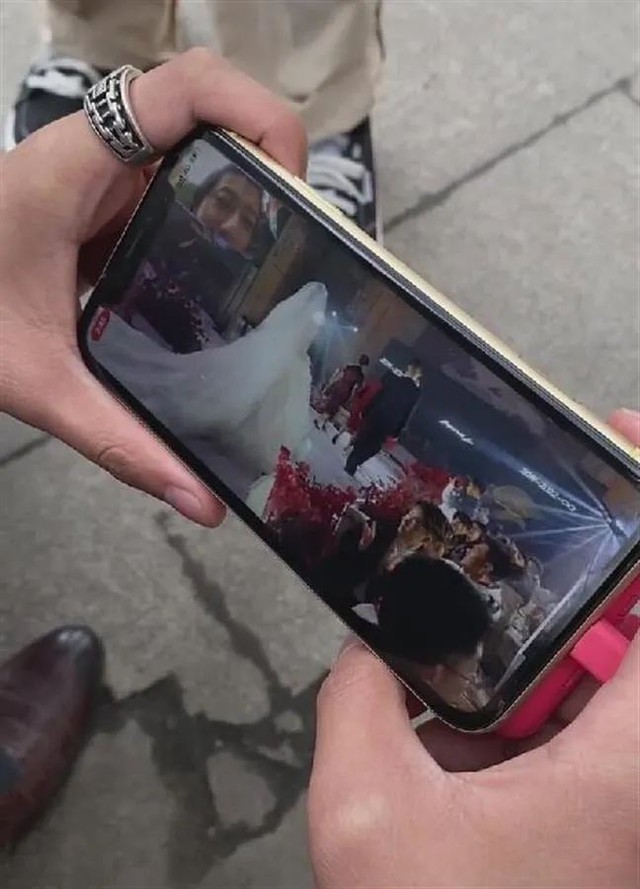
[1,1,638,886]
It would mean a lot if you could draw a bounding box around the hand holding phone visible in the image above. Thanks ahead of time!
[310,608,640,889]
[309,413,640,887]
[0,51,305,529]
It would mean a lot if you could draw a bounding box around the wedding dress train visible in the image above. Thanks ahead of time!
[90,281,328,502]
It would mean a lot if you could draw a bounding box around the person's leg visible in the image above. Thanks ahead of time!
[210,0,383,143]
[47,0,176,71]
[332,430,352,447]
[345,429,368,474]
[321,406,341,432]
[345,423,384,475]
[16,0,382,139]
[210,0,385,238]
[6,0,175,147]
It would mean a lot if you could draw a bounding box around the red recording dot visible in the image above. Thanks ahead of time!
[90,308,111,341]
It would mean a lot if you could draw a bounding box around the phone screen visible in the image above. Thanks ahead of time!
[81,130,640,729]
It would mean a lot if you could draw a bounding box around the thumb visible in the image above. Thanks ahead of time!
[311,638,442,811]
[38,361,224,527]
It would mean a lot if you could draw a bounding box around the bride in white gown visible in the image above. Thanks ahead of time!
[90,281,328,508]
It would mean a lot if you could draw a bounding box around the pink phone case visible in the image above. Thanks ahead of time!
[497,574,640,739]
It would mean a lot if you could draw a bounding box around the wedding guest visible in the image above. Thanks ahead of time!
[316,354,370,432]
[352,555,493,712]
[419,646,491,712]
[459,477,490,524]
[515,556,555,616]
[315,501,450,611]
[345,359,423,476]
[458,535,523,624]
[353,556,491,670]
[439,475,466,521]
[331,374,382,447]
[447,511,485,562]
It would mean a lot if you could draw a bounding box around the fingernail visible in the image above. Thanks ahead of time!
[164,486,207,524]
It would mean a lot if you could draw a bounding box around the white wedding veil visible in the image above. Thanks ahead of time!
[175,280,327,435]
[90,280,328,443]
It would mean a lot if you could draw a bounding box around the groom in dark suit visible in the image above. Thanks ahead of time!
[345,358,423,476]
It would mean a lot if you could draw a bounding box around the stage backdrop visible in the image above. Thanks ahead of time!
[376,339,626,593]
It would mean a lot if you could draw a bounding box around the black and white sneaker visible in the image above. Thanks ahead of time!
[4,57,108,150]
[307,118,381,242]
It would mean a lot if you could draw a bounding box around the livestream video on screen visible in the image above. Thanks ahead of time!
[87,136,640,715]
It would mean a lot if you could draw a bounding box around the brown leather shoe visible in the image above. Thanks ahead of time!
[0,626,104,846]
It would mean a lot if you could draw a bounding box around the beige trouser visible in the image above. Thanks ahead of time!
[46,0,384,141]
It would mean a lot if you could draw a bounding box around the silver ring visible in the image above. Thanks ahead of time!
[83,65,158,166]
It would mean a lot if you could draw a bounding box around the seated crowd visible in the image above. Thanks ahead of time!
[313,491,553,711]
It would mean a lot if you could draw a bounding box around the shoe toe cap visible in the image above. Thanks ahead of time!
[47,626,105,688]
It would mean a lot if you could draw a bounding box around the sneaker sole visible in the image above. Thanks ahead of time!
[3,108,17,152]
[373,192,384,247]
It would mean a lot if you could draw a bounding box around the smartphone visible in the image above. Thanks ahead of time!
[78,128,640,732]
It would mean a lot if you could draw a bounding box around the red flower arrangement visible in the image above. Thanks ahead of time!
[265,448,451,565]
[265,448,356,555]
[355,462,449,522]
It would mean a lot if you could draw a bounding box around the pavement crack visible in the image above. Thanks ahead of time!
[98,677,221,885]
[384,73,634,232]
[155,512,290,712]
[0,434,50,469]
[617,74,640,107]
[96,670,324,886]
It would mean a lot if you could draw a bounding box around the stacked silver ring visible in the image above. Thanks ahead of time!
[83,65,158,166]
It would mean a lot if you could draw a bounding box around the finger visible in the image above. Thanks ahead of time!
[130,50,308,175]
[608,408,640,446]
[313,639,441,788]
[24,352,224,528]
[310,639,445,865]
[79,165,160,284]
[21,49,306,235]
[78,171,150,284]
